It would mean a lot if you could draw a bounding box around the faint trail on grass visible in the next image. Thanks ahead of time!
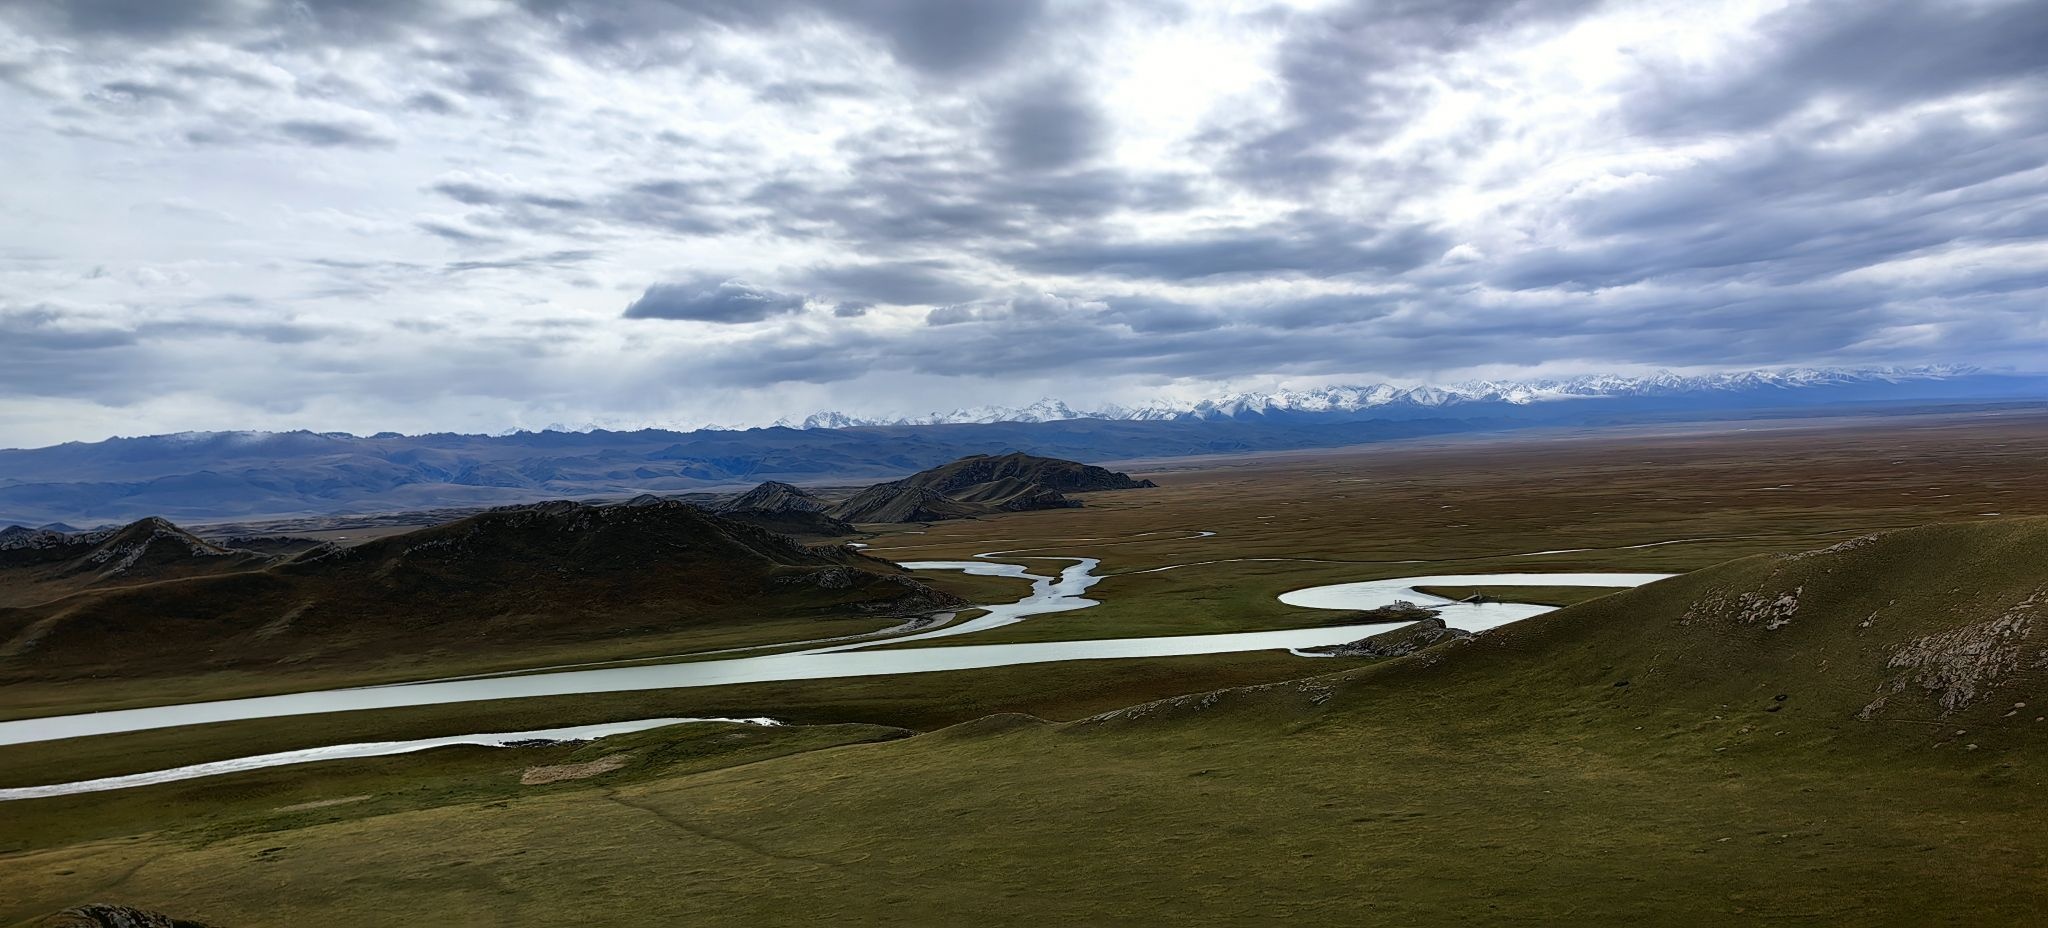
[92,852,154,898]
[1111,531,1841,577]
[603,791,845,871]
[1115,556,1429,576]
[973,529,1217,558]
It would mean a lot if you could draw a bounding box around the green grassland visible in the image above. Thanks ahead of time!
[11,411,2043,723]
[5,412,2048,925]
[7,513,2048,925]
[861,410,2048,644]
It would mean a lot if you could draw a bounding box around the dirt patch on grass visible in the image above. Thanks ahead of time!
[521,753,632,785]
[274,795,372,813]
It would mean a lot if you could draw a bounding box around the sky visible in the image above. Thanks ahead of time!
[1,0,2045,447]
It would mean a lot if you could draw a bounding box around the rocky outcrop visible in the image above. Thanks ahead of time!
[1681,586,1802,630]
[212,534,326,557]
[36,904,219,928]
[1298,611,1471,658]
[771,568,967,615]
[1862,590,2043,718]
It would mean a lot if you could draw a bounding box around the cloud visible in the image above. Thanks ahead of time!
[275,118,395,148]
[0,305,136,351]
[802,259,980,306]
[0,0,2045,445]
[1007,215,1447,281]
[416,221,503,245]
[6,0,242,38]
[1625,0,2048,137]
[830,0,1048,77]
[515,0,1049,77]
[989,78,1105,172]
[1220,0,1599,189]
[623,277,809,323]
[93,80,190,104]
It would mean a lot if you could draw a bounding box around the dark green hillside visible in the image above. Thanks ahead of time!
[713,481,857,538]
[830,452,1154,523]
[0,518,270,607]
[0,500,958,687]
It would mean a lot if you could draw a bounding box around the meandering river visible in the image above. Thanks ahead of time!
[0,543,1676,795]
[0,718,779,801]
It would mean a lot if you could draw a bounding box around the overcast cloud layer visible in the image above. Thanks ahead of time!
[1,0,2044,446]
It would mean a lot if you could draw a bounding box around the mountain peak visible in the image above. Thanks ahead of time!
[774,366,1983,429]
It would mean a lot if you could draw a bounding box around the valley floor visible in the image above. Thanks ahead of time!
[5,409,2048,926]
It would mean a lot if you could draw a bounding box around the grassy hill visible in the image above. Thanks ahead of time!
[711,482,857,538]
[5,518,2046,925]
[0,500,958,689]
[0,519,270,608]
[1353,517,2048,732]
[830,452,1155,523]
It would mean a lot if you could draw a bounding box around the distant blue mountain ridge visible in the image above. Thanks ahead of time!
[1,367,2042,527]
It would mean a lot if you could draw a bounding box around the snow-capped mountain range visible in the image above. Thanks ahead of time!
[774,367,1979,429]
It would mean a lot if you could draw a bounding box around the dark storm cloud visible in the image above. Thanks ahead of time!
[138,317,338,344]
[429,180,504,206]
[517,0,1047,77]
[1256,292,1403,330]
[989,78,1105,172]
[802,260,980,306]
[429,176,736,238]
[5,0,241,38]
[1097,297,1223,335]
[0,304,342,382]
[1222,0,1598,189]
[749,142,1197,252]
[404,91,461,114]
[275,118,394,148]
[1627,0,2048,136]
[607,179,734,235]
[416,221,503,245]
[1006,215,1447,281]
[442,249,598,274]
[830,0,1048,77]
[676,270,2031,391]
[623,277,809,323]
[168,62,278,89]
[93,80,189,104]
[0,306,135,351]
[1485,95,2048,292]
[0,0,477,45]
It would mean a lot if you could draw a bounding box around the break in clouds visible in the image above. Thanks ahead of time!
[0,0,2045,445]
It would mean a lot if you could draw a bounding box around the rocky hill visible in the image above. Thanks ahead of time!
[0,518,270,607]
[713,481,856,538]
[34,903,218,928]
[0,500,959,683]
[830,453,1154,524]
